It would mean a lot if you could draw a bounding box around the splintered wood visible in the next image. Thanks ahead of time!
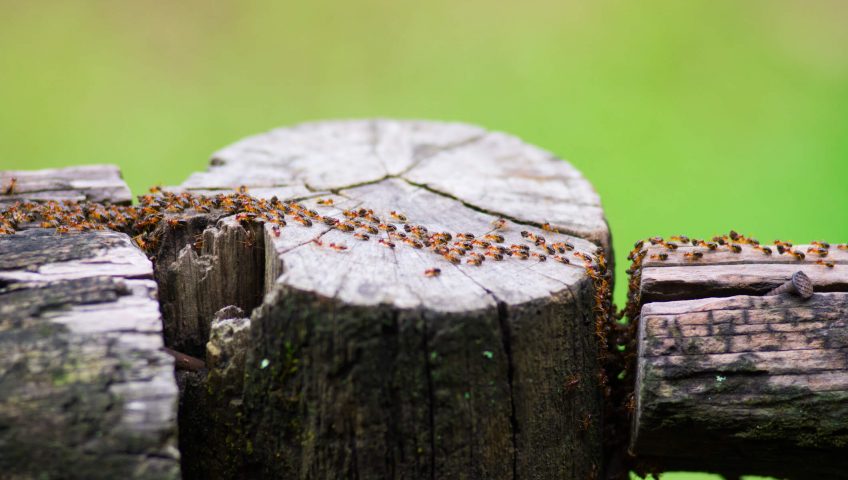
[629,234,848,478]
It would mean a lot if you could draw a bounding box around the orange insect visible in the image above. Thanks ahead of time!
[491,218,507,230]
[683,251,703,260]
[816,260,835,268]
[424,267,441,277]
[553,255,570,264]
[293,215,312,227]
[466,253,484,266]
[3,177,17,195]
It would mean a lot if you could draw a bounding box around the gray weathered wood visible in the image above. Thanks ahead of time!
[0,168,178,479]
[185,119,610,253]
[629,239,848,478]
[0,229,180,480]
[162,120,610,479]
[639,242,848,303]
[0,164,132,206]
[632,293,848,479]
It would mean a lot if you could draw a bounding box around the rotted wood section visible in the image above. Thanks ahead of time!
[632,241,848,478]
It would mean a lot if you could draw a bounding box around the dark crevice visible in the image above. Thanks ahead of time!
[451,266,519,480]
[395,133,488,177]
[150,216,269,479]
[496,300,519,480]
[422,311,437,480]
[399,177,598,250]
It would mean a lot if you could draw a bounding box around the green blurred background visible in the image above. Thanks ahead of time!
[1,1,846,477]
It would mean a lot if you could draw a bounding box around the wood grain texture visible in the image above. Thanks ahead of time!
[0,229,179,480]
[632,293,848,478]
[640,242,848,303]
[0,164,132,206]
[171,120,610,479]
[186,119,610,253]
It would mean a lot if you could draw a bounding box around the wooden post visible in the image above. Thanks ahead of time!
[631,241,848,478]
[159,120,613,478]
[0,167,179,479]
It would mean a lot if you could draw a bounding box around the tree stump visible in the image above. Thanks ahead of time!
[631,241,848,478]
[0,168,179,479]
[162,120,612,479]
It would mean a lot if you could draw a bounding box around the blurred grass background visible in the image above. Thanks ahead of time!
[1,1,846,477]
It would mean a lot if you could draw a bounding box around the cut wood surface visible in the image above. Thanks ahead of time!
[0,164,132,206]
[639,242,848,302]
[182,119,610,252]
[632,293,848,479]
[0,169,178,480]
[166,120,611,479]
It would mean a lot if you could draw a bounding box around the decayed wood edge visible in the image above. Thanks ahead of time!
[0,164,132,206]
[632,293,848,479]
[639,243,848,303]
[152,212,266,357]
[0,229,179,479]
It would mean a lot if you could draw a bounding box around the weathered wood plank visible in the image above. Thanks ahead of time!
[0,229,179,480]
[632,292,848,479]
[164,120,610,479]
[639,242,848,302]
[0,164,132,206]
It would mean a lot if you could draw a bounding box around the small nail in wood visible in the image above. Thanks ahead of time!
[766,271,813,299]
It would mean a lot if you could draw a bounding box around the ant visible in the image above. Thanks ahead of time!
[424,268,441,277]
[490,218,507,230]
[683,251,703,261]
[3,177,17,195]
